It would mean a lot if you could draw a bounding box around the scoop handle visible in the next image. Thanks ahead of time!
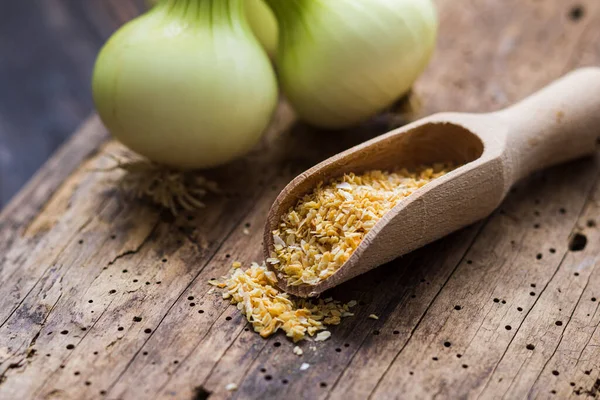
[498,67,600,182]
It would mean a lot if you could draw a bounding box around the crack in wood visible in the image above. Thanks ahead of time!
[588,378,600,397]
[0,357,26,384]
[4,2,600,398]
[478,243,574,397]
[0,292,65,385]
[0,264,55,330]
[479,171,600,397]
[527,264,595,394]
[32,298,116,399]
[366,221,489,399]
[107,219,161,267]
[145,186,276,397]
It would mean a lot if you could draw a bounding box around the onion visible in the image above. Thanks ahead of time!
[244,0,278,58]
[265,0,438,129]
[93,0,278,170]
[147,0,278,57]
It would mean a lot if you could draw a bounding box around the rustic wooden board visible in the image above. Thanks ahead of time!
[1,1,600,399]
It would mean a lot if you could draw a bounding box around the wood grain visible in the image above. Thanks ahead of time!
[1,1,600,399]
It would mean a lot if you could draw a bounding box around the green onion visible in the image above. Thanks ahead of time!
[245,0,278,58]
[93,0,278,170]
[266,0,438,129]
[147,0,278,57]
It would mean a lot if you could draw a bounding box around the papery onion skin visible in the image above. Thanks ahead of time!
[267,0,438,129]
[92,0,278,170]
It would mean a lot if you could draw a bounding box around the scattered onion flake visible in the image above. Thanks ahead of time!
[314,331,332,342]
[225,383,238,392]
[209,262,356,342]
[271,164,457,286]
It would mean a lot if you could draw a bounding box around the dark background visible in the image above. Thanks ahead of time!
[0,0,144,207]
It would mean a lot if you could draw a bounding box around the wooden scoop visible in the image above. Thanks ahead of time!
[264,68,600,298]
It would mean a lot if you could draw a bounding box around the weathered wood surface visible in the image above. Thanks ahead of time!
[1,1,600,399]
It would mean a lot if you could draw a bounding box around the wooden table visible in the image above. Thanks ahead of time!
[1,1,600,399]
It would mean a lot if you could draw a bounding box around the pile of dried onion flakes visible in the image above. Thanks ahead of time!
[270,164,456,286]
[209,262,356,342]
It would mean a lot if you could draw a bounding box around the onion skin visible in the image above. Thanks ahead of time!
[92,1,278,170]
[245,0,278,58]
[267,0,438,129]
[146,0,278,58]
